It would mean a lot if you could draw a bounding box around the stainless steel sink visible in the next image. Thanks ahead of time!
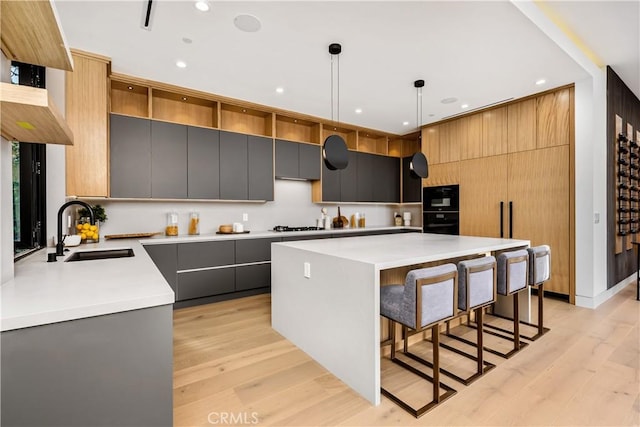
[65,248,135,262]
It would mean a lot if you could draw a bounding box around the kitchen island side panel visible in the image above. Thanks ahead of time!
[271,244,380,405]
[1,305,173,427]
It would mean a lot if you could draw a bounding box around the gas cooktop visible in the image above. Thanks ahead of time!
[272,226,323,232]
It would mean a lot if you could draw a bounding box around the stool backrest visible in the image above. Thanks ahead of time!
[497,249,529,295]
[458,256,497,311]
[400,264,457,330]
[528,245,551,285]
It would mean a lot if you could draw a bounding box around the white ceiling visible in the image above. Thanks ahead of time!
[55,0,639,136]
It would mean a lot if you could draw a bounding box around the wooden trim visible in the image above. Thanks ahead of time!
[69,48,111,64]
[569,87,576,304]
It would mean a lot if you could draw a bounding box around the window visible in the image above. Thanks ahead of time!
[11,61,47,259]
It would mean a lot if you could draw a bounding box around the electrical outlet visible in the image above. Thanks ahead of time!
[304,262,311,278]
[242,213,248,222]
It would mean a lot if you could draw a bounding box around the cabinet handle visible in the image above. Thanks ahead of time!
[500,201,504,238]
[509,201,513,238]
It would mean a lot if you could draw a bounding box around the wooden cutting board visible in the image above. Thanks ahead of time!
[104,232,162,240]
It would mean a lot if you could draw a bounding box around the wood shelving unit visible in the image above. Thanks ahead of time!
[0,82,73,145]
[219,103,272,137]
[152,89,218,128]
[111,80,149,118]
[275,114,321,144]
[322,124,357,150]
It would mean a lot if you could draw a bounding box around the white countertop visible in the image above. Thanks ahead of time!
[142,225,421,244]
[1,239,174,332]
[274,233,530,270]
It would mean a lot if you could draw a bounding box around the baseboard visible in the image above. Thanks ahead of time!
[575,273,635,309]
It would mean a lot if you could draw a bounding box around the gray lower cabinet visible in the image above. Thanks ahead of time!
[177,268,235,301]
[236,238,280,263]
[151,121,188,199]
[248,135,274,200]
[110,114,151,198]
[144,244,177,291]
[188,126,220,199]
[236,264,270,291]
[177,241,234,270]
[219,131,249,200]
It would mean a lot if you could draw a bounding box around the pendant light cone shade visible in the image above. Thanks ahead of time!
[410,79,429,178]
[323,43,349,170]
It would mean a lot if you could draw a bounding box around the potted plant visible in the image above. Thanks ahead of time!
[76,204,107,243]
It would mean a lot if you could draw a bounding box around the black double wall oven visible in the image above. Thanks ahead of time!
[423,185,459,235]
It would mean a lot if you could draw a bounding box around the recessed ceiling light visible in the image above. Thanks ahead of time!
[428,113,435,117]
[234,14,261,32]
[194,1,210,12]
[441,97,458,104]
[461,104,469,109]
[355,108,362,114]
[182,97,188,101]
[402,121,410,126]
[182,37,193,44]
[535,79,546,85]
[176,60,187,68]
[127,86,133,90]
[275,87,284,94]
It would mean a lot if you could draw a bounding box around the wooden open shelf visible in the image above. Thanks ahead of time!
[111,80,149,118]
[220,103,272,137]
[389,133,420,157]
[0,82,73,145]
[275,114,321,144]
[152,89,218,128]
[323,124,357,150]
[358,131,388,155]
[0,0,73,71]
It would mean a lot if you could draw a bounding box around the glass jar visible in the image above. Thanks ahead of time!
[358,213,366,228]
[76,217,100,243]
[166,212,179,236]
[188,212,200,235]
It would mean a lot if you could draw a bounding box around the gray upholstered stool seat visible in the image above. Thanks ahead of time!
[525,245,551,340]
[379,264,458,418]
[482,249,530,358]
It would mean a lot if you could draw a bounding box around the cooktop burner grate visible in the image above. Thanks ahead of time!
[272,226,323,232]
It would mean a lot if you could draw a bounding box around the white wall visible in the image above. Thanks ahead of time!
[94,180,422,237]
[1,52,15,284]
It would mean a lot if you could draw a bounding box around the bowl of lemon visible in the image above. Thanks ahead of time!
[76,221,100,243]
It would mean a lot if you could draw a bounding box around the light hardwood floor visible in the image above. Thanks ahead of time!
[174,284,640,426]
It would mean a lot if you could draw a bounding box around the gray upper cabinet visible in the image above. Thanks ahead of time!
[248,135,273,201]
[110,114,151,198]
[219,131,248,200]
[298,143,321,180]
[322,160,341,202]
[402,155,421,203]
[275,140,299,178]
[376,155,400,203]
[356,152,375,202]
[187,127,220,199]
[275,139,321,180]
[340,151,358,202]
[151,121,188,199]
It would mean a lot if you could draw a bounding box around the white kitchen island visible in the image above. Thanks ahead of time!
[271,232,529,405]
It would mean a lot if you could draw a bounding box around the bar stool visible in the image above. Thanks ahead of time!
[482,249,529,359]
[524,245,551,340]
[380,264,458,417]
[440,256,497,385]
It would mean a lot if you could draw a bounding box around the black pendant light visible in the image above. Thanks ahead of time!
[410,79,429,179]
[323,43,349,171]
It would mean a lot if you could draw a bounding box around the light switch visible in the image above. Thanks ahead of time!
[594,212,600,224]
[304,262,311,278]
[243,213,249,221]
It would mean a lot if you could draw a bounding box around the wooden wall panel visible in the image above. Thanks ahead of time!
[537,88,570,148]
[439,120,460,163]
[460,114,483,160]
[65,51,110,197]
[482,107,508,156]
[508,98,537,153]
[422,162,459,187]
[422,126,440,165]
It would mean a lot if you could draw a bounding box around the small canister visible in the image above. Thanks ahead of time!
[166,212,179,236]
[188,212,200,235]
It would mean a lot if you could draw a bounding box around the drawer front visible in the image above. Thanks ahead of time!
[281,233,332,242]
[176,268,235,301]
[177,241,235,270]
[236,264,271,291]
[235,238,281,263]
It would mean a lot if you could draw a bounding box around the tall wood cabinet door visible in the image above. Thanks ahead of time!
[460,114,483,160]
[439,120,460,163]
[110,114,151,198]
[423,162,460,187]
[151,121,188,199]
[536,88,570,149]
[422,126,440,165]
[482,107,508,157]
[459,156,508,237]
[508,145,569,295]
[187,126,220,199]
[507,98,536,153]
[219,131,248,200]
